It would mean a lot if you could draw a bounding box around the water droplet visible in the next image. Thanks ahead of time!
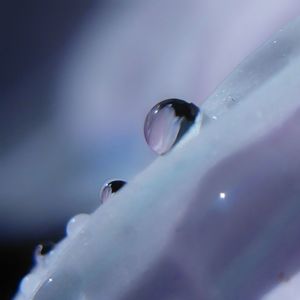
[144,99,201,155]
[100,180,127,203]
[20,273,40,296]
[34,242,55,264]
[66,213,89,236]
[35,241,55,256]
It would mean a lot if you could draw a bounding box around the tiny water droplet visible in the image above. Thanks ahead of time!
[20,274,40,296]
[144,99,201,155]
[66,213,89,236]
[34,241,55,264]
[100,180,127,203]
[36,241,55,256]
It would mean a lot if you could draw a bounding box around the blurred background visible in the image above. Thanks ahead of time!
[1,0,300,299]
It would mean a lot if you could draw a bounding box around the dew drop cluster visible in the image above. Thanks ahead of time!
[19,98,202,299]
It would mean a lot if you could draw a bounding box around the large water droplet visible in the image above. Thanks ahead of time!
[144,98,201,155]
[100,180,127,204]
[66,213,89,236]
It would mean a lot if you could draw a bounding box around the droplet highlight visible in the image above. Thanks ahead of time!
[66,213,89,236]
[33,273,82,300]
[100,180,127,204]
[144,98,201,155]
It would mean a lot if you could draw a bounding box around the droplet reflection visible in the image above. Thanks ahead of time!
[100,180,127,204]
[144,99,201,155]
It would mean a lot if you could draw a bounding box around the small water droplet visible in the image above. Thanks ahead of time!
[100,180,127,203]
[144,99,201,155]
[34,241,55,264]
[20,274,40,296]
[35,241,55,256]
[66,213,89,236]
